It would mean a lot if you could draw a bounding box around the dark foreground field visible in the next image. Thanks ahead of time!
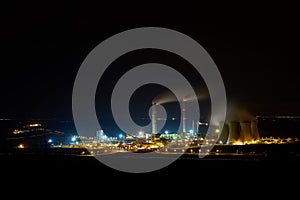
[1,149,300,196]
[1,146,300,176]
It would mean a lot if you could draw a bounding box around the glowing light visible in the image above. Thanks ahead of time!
[71,137,76,142]
[48,139,52,143]
[13,129,21,134]
[189,130,194,134]
[232,140,244,145]
[165,131,169,134]
[119,134,123,138]
[29,123,41,127]
[215,129,220,133]
[18,144,24,148]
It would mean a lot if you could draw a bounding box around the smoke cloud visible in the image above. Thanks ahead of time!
[226,100,255,122]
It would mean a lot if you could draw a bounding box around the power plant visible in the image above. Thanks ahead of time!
[150,98,260,145]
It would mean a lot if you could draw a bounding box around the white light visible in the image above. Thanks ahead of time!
[215,129,220,133]
[165,131,169,134]
[48,139,52,143]
[189,130,194,134]
[71,137,76,142]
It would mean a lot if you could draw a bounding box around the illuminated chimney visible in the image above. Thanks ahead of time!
[152,102,157,134]
[240,121,252,143]
[251,119,260,140]
[218,122,229,144]
[182,99,187,133]
[192,120,195,134]
[227,121,240,144]
[196,120,200,134]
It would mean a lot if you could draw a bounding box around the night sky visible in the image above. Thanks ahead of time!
[1,2,299,122]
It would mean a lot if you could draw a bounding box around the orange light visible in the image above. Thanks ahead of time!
[232,140,244,145]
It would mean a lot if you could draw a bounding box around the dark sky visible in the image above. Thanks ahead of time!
[0,2,299,121]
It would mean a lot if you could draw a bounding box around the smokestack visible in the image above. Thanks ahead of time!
[240,121,252,143]
[251,119,260,140]
[182,99,186,133]
[227,121,240,144]
[218,122,229,144]
[192,120,195,134]
[152,102,157,134]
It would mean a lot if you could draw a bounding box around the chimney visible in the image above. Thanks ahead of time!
[240,121,252,143]
[251,119,260,140]
[227,121,240,144]
[152,102,157,134]
[192,120,195,134]
[182,99,187,133]
[218,122,229,144]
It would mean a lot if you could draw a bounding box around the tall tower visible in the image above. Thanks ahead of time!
[182,99,187,133]
[226,121,240,144]
[152,102,157,134]
[251,118,260,140]
[192,120,195,134]
[240,121,252,143]
[218,121,229,144]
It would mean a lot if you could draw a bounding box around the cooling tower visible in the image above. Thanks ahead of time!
[152,102,157,134]
[218,122,229,144]
[226,121,240,144]
[240,121,252,143]
[251,119,260,140]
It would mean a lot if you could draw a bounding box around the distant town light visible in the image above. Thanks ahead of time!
[165,131,169,134]
[199,122,209,126]
[29,123,41,127]
[71,137,76,142]
[48,139,52,143]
